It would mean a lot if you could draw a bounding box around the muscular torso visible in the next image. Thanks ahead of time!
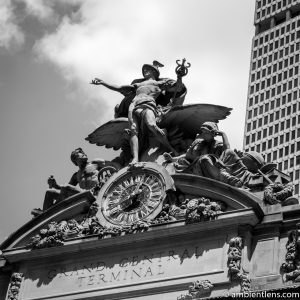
[133,79,163,105]
[76,163,100,190]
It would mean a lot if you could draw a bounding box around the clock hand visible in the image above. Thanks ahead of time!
[108,193,131,210]
[133,175,145,195]
[109,205,122,217]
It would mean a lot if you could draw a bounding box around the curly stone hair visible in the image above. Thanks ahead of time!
[70,148,85,166]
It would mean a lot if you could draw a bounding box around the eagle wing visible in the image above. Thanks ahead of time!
[85,118,129,150]
[160,104,232,138]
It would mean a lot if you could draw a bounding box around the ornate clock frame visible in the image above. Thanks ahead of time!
[96,162,175,227]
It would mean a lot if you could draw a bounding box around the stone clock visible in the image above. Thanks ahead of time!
[97,162,175,227]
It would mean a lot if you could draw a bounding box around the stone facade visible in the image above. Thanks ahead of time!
[1,31,300,299]
[1,173,300,299]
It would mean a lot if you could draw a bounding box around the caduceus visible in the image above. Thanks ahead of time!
[172,58,191,100]
[175,58,191,78]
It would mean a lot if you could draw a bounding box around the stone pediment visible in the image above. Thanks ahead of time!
[0,174,264,254]
[0,173,267,300]
[0,191,95,251]
[173,174,264,212]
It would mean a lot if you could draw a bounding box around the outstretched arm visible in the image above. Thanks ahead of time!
[91,78,135,95]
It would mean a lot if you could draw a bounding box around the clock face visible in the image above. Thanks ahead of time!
[97,162,174,227]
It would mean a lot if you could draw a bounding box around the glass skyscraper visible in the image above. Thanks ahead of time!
[244,0,300,196]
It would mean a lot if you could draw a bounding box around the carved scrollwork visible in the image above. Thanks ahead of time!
[227,236,251,293]
[26,202,151,249]
[27,221,65,249]
[237,272,251,293]
[228,237,243,275]
[121,220,149,235]
[27,203,101,249]
[7,273,23,300]
[281,226,300,282]
[150,191,185,224]
[185,197,223,224]
[96,221,149,239]
[150,193,225,225]
[27,192,225,250]
[177,279,213,300]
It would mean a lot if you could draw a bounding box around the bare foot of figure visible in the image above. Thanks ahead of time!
[128,160,144,169]
[129,158,139,166]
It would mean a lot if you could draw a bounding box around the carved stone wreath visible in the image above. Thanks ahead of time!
[263,182,294,205]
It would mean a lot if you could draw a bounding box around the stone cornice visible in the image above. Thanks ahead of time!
[2,208,258,263]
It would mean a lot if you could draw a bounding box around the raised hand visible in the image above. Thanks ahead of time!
[90,78,103,85]
[48,175,58,189]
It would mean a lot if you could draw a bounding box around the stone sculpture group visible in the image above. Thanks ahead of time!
[33,59,297,216]
[12,59,299,300]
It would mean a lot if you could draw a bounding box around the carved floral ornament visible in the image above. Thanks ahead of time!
[177,279,214,300]
[6,273,23,300]
[27,192,225,250]
[227,237,251,293]
[281,223,300,282]
[263,182,294,206]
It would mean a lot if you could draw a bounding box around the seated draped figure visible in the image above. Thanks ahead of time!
[164,121,267,188]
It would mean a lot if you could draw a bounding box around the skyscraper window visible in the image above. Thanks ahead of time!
[244,0,300,198]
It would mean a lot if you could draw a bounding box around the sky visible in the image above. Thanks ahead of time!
[0,0,255,243]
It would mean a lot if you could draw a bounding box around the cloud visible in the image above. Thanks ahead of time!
[19,0,56,23]
[0,0,24,49]
[15,0,83,24]
[33,1,229,110]
[32,0,254,148]
[0,0,84,50]
[34,0,174,116]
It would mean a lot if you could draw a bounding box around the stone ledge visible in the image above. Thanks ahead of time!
[2,208,258,263]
